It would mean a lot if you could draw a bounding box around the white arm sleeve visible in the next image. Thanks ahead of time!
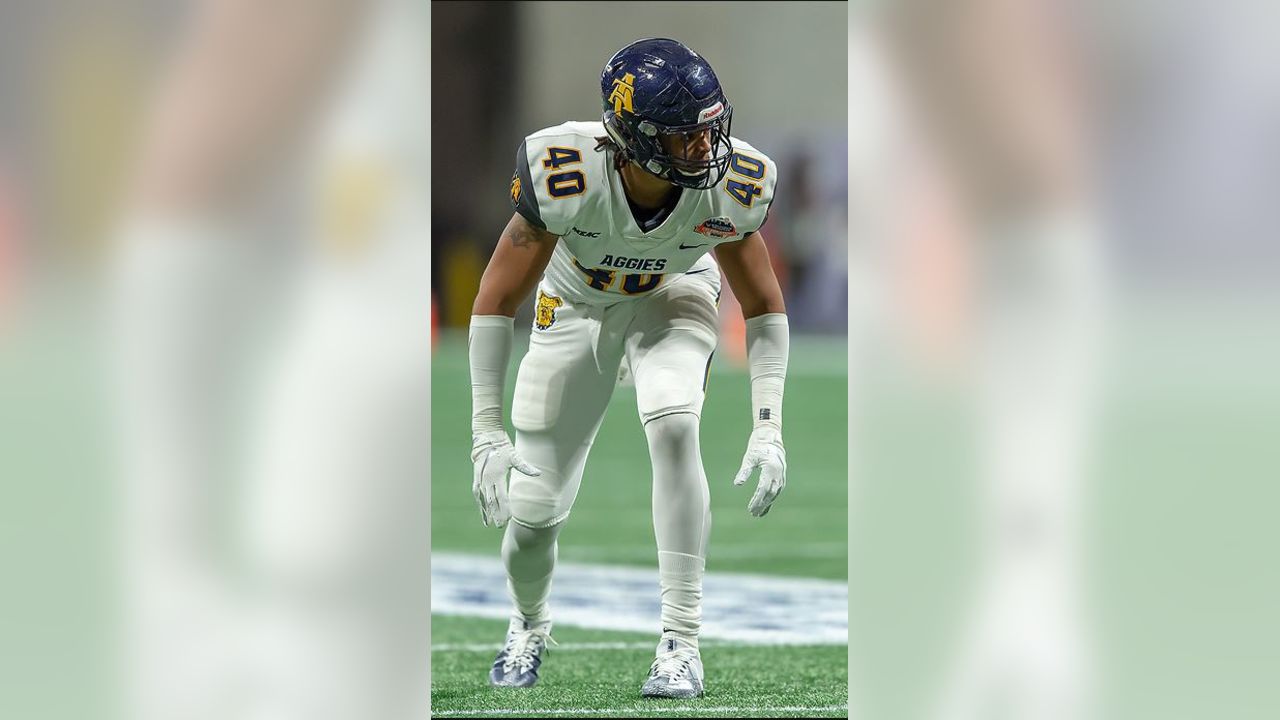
[469,315,515,435]
[745,313,789,432]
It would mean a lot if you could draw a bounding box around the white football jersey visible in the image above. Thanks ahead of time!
[511,121,778,305]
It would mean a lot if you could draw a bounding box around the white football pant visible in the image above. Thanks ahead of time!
[502,270,719,642]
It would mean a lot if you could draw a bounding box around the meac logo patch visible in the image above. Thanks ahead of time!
[608,72,636,114]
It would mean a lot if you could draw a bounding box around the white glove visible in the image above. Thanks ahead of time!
[733,426,787,517]
[471,430,540,528]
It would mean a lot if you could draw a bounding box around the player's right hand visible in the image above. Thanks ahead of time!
[471,431,541,528]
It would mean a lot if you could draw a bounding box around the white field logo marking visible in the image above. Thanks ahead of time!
[431,552,847,645]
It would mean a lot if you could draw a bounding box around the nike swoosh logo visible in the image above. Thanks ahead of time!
[679,242,707,249]
[685,268,711,275]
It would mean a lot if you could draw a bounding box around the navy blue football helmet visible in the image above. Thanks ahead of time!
[601,38,734,190]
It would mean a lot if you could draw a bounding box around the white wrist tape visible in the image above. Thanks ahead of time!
[745,313,789,431]
[469,315,515,435]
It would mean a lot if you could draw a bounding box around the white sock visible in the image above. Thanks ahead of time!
[657,551,706,647]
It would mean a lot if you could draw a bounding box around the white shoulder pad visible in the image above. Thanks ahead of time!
[513,122,608,237]
[716,136,779,235]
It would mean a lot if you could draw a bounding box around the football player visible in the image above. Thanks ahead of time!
[469,38,790,699]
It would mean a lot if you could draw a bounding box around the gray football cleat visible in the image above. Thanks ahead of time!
[640,632,705,699]
[489,617,555,688]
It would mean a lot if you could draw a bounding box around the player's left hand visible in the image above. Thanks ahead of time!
[733,427,787,517]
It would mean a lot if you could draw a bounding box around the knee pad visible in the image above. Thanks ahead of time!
[502,519,562,557]
[644,412,701,463]
[632,342,715,424]
[645,412,708,502]
[507,467,573,529]
[634,348,714,423]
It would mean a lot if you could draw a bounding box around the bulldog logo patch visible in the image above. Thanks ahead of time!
[534,290,563,330]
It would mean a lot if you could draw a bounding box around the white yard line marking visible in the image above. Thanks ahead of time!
[431,704,849,716]
[431,552,848,646]
[433,641,656,653]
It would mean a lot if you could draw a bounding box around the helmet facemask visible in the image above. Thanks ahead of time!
[604,104,734,190]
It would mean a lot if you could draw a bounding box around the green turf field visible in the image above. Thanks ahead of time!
[431,617,848,718]
[430,330,849,717]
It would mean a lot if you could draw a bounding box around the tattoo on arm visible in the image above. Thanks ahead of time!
[507,218,552,249]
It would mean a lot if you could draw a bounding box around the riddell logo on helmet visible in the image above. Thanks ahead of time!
[609,73,636,114]
[694,217,737,238]
[697,102,724,123]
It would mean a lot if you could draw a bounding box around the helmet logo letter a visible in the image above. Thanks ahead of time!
[608,72,635,114]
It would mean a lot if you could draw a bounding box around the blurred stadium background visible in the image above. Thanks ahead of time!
[0,1,1274,719]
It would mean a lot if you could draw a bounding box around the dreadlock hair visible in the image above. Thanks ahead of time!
[594,136,629,171]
